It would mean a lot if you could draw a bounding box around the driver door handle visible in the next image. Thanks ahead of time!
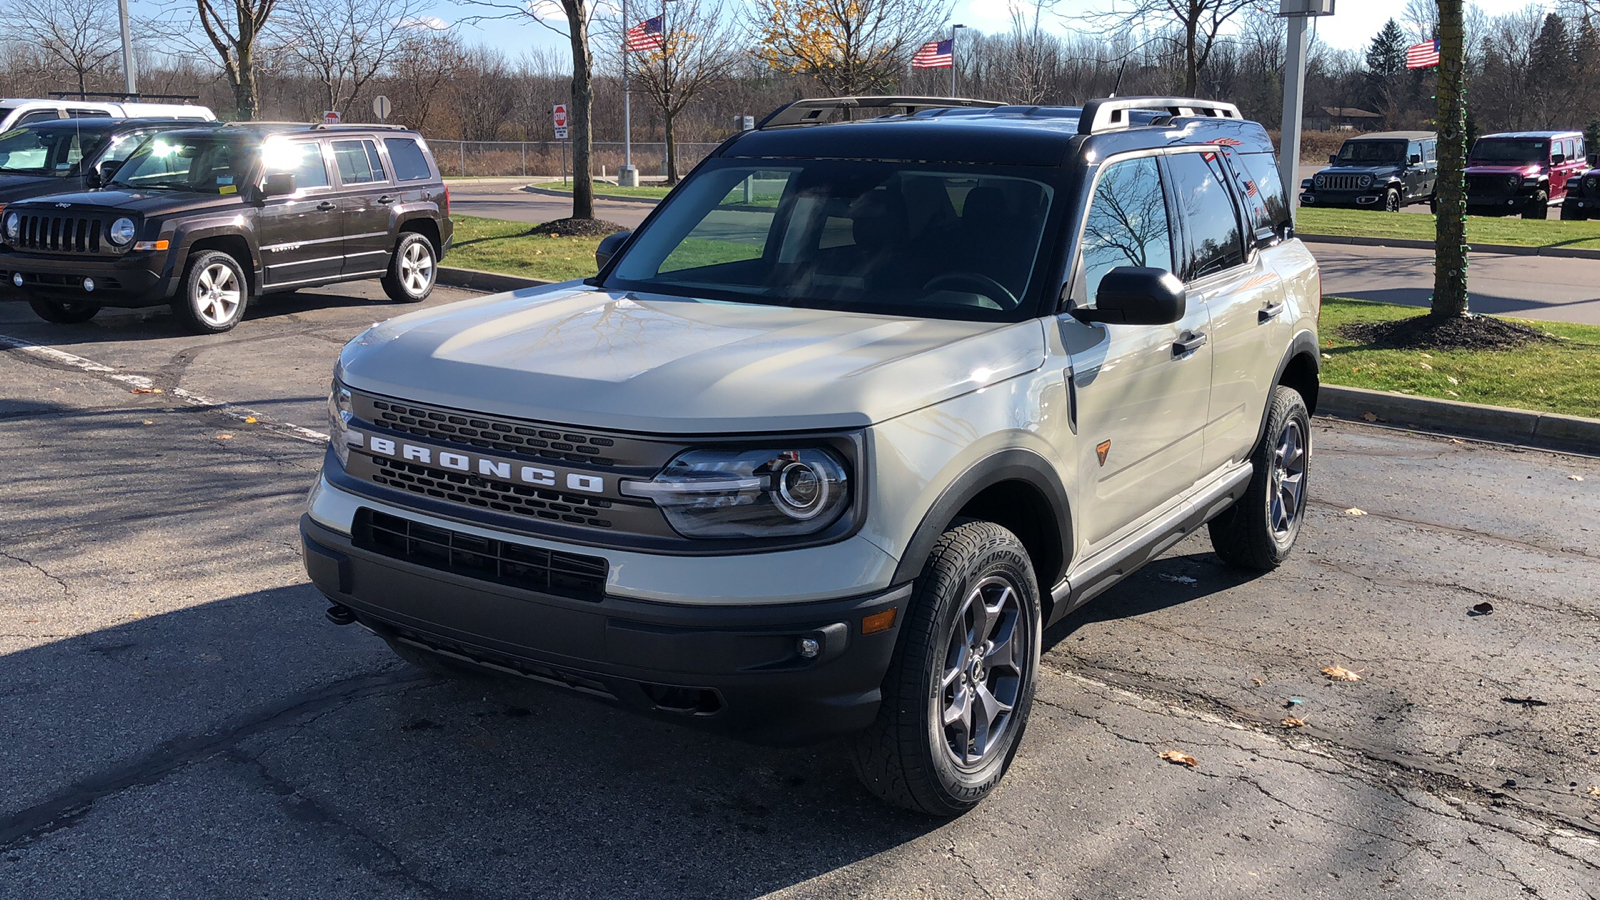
[1259,302,1285,323]
[317,201,337,211]
[377,195,394,204]
[1172,332,1208,358]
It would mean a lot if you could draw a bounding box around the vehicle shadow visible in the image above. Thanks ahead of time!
[1043,548,1260,649]
[0,286,403,343]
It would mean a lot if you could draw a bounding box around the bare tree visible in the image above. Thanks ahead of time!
[188,0,282,118]
[273,0,435,116]
[386,24,468,131]
[751,0,953,95]
[3,0,121,96]
[1434,0,1468,318]
[1083,0,1265,96]
[998,0,1061,104]
[600,0,739,182]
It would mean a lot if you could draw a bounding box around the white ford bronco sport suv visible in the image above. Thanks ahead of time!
[302,96,1321,815]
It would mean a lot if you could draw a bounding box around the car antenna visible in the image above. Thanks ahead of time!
[1110,61,1126,99]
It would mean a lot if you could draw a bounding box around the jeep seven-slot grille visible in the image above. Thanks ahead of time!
[368,456,615,528]
[355,509,609,601]
[1316,174,1363,191]
[11,213,112,254]
[1467,174,1518,197]
[371,399,617,466]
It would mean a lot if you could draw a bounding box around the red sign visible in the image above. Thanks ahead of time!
[322,110,341,125]
[552,105,568,129]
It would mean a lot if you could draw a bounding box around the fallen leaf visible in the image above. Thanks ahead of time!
[141,420,153,425]
[1343,507,1367,516]
[1321,353,1332,360]
[1446,376,1459,385]
[1500,696,1548,708]
[1587,786,1600,797]
[1468,601,1494,616]
[1571,475,1585,482]
[1281,717,1308,728]
[1445,391,1460,397]
[1159,573,1198,585]
[1322,666,1362,682]
[1251,677,1264,687]
[1419,362,1433,370]
[244,416,258,424]
[215,433,234,440]
[1159,750,1198,768]
[130,387,162,394]
[1449,438,1464,444]
[1361,412,1378,422]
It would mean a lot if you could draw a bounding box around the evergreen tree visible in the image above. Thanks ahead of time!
[1366,19,1408,76]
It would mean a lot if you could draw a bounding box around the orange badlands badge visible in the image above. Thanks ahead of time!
[1096,440,1111,466]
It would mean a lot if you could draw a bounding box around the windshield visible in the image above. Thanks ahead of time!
[110,132,258,193]
[0,126,109,176]
[604,161,1056,321]
[1470,139,1546,165]
[1336,141,1406,164]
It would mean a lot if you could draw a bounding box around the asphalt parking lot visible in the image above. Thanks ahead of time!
[2,285,1598,898]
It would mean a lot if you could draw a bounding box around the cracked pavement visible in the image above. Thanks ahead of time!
[2,286,1599,899]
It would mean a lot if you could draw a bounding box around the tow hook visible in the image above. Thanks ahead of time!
[325,604,357,626]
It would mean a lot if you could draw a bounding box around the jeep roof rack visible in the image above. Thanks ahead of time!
[1077,97,1241,135]
[757,96,1005,130]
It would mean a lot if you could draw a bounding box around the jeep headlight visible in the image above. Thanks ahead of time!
[108,217,137,245]
[1357,175,1373,188]
[327,378,355,465]
[622,447,850,538]
[1505,175,1521,189]
[3,212,18,242]
[1313,175,1325,189]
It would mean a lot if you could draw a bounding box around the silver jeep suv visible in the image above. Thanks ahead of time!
[301,96,1321,815]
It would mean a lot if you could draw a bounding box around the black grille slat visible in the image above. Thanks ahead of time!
[369,456,615,528]
[355,509,608,601]
[10,212,117,255]
[372,398,617,466]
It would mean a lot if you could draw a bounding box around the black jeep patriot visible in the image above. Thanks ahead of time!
[0,122,451,332]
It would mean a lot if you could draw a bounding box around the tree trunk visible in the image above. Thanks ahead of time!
[234,5,259,120]
[664,109,677,184]
[565,0,594,221]
[1432,0,1469,318]
[1185,19,1199,95]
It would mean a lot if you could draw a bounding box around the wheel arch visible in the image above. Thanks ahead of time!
[396,216,442,257]
[1256,331,1320,448]
[185,235,257,295]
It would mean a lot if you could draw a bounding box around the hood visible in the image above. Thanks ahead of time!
[1464,163,1541,176]
[339,284,1047,434]
[1315,164,1402,177]
[8,188,240,217]
[0,173,76,203]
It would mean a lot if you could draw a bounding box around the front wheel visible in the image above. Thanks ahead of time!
[1560,204,1586,221]
[851,520,1040,816]
[172,250,249,333]
[1383,188,1401,212]
[382,233,436,303]
[1523,190,1550,219]
[1208,385,1311,571]
[28,299,100,324]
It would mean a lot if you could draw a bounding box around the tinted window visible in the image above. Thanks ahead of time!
[111,133,256,194]
[17,110,59,126]
[385,138,433,181]
[1471,139,1547,164]
[1077,156,1172,304]
[1220,149,1281,241]
[66,108,112,118]
[0,127,109,176]
[1337,141,1405,164]
[332,139,384,184]
[263,139,329,189]
[1168,151,1244,279]
[1425,140,1437,162]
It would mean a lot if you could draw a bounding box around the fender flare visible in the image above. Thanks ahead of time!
[889,448,1073,590]
[1254,330,1321,448]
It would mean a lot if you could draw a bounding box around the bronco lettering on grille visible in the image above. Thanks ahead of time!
[351,430,605,493]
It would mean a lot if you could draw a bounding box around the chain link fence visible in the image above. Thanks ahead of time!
[427,140,725,179]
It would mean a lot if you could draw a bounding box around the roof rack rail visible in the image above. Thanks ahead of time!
[312,122,411,131]
[1077,97,1242,135]
[757,96,1004,130]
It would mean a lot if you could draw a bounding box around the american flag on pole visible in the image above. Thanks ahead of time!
[1405,39,1440,69]
[626,16,665,52]
[911,39,953,69]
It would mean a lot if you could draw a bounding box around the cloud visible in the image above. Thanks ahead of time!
[399,14,452,31]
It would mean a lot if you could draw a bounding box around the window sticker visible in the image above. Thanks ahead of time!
[220,185,237,195]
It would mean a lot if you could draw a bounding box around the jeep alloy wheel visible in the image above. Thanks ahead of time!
[1384,188,1400,212]
[383,233,436,303]
[173,250,249,333]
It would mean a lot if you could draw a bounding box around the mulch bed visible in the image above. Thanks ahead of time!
[1339,313,1555,351]
[528,218,628,238]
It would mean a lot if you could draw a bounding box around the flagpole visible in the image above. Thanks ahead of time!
[620,0,637,187]
[950,24,966,97]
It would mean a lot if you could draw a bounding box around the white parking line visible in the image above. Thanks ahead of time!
[0,333,330,444]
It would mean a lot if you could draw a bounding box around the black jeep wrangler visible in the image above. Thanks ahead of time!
[1299,130,1438,212]
[0,122,451,332]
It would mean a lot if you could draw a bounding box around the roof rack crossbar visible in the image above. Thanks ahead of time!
[1077,97,1242,135]
[757,96,1005,130]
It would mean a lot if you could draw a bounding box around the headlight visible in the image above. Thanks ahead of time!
[1506,175,1521,189]
[328,378,354,465]
[622,447,851,538]
[1357,175,1373,188]
[1313,175,1324,188]
[3,211,18,242]
[109,217,137,245]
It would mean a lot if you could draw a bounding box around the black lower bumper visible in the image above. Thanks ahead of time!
[300,514,907,745]
[0,249,176,307]
[1298,190,1388,208]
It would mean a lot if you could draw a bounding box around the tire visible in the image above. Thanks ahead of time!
[381,232,437,303]
[1560,204,1585,221]
[1428,195,1438,215]
[1208,385,1311,571]
[1383,188,1401,212]
[1522,190,1549,220]
[850,520,1041,816]
[172,250,249,333]
[28,299,99,324]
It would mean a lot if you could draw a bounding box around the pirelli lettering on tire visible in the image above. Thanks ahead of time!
[353,430,606,493]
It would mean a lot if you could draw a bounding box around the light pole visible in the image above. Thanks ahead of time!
[117,0,137,97]
[620,0,637,186]
[950,24,967,97]
[1278,0,1335,220]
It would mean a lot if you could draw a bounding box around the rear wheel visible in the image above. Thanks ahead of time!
[1209,385,1311,571]
[172,250,248,333]
[28,299,99,324]
[1522,190,1550,219]
[850,520,1040,816]
[381,232,436,303]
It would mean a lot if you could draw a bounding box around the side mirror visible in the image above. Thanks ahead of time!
[595,230,631,271]
[1328,154,1338,164]
[86,159,122,189]
[1072,267,1186,326]
[262,172,297,197]
[1409,154,1422,165]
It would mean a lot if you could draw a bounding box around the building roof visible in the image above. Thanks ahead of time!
[1316,107,1382,118]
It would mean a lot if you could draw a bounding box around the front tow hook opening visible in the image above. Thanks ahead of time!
[326,604,358,626]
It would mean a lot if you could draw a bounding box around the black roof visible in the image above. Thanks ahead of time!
[1479,130,1583,140]
[720,102,1275,167]
[1344,131,1435,141]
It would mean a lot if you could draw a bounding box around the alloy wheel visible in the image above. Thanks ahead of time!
[1269,419,1307,538]
[194,263,241,327]
[937,574,1028,769]
[400,241,434,296]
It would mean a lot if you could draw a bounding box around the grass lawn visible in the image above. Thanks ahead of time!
[1320,297,1600,418]
[447,216,604,283]
[1297,207,1600,250]
[540,181,674,200]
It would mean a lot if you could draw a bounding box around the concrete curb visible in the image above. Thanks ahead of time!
[436,267,547,293]
[1300,233,1600,260]
[1319,384,1600,454]
[520,185,662,206]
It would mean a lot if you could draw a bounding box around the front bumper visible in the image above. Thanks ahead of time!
[0,248,178,307]
[1299,189,1388,208]
[300,480,908,745]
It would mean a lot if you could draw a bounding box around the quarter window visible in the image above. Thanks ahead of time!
[1077,156,1173,304]
[384,138,433,181]
[331,139,385,184]
[1167,151,1245,280]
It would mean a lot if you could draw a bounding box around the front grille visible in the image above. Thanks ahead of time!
[1467,174,1518,197]
[355,509,609,601]
[372,398,617,466]
[10,213,113,254]
[368,456,615,528]
[1316,174,1365,191]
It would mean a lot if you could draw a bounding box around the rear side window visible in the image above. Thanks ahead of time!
[331,139,385,184]
[1168,151,1245,280]
[1077,155,1172,304]
[384,138,434,181]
